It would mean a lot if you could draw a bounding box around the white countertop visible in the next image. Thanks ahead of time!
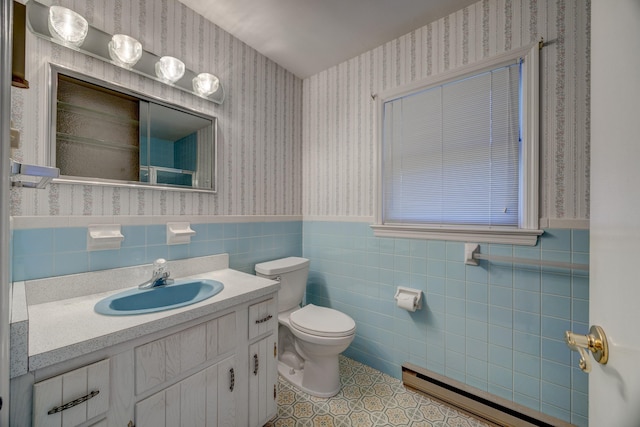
[12,255,279,373]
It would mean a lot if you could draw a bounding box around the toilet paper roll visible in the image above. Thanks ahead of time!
[396,295,417,312]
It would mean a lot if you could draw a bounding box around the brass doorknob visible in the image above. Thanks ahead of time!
[565,325,609,373]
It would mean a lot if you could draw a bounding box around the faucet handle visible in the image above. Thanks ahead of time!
[153,258,168,275]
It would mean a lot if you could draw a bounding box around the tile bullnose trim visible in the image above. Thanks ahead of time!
[302,215,375,223]
[539,218,590,230]
[11,215,304,229]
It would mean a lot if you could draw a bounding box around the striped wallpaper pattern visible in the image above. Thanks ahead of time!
[302,0,591,222]
[11,0,590,222]
[10,0,303,217]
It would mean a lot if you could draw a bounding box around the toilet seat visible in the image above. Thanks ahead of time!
[289,304,356,338]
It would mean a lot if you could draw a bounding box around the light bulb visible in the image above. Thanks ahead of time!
[108,34,142,68]
[48,6,88,47]
[192,73,220,97]
[155,56,185,83]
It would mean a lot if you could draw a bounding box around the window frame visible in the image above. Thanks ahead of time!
[372,43,542,246]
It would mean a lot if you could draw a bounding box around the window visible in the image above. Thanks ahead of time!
[373,44,541,245]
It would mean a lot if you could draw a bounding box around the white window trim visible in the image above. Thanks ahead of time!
[373,43,541,246]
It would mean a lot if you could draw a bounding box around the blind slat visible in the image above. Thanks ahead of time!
[383,63,521,226]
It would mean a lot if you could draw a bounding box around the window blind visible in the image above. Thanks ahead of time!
[382,62,521,227]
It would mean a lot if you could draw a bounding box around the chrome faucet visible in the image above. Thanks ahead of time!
[139,258,174,289]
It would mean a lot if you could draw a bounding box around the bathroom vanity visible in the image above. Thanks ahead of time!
[9,254,279,427]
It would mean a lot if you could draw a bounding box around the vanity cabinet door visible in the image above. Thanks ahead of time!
[135,355,238,427]
[248,298,276,340]
[134,387,166,427]
[216,356,238,426]
[32,359,110,427]
[248,335,278,427]
[135,311,236,395]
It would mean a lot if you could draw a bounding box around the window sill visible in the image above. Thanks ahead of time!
[370,224,543,246]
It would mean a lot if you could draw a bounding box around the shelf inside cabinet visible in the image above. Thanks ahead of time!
[57,101,140,127]
[56,133,140,153]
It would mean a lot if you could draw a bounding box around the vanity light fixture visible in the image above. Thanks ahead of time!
[47,6,88,47]
[155,56,185,83]
[192,72,220,97]
[108,34,142,69]
[29,0,224,103]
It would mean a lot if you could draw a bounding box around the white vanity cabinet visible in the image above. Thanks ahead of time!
[9,257,281,427]
[19,292,278,427]
[247,298,278,427]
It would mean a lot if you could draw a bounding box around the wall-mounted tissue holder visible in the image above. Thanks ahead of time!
[395,286,422,312]
[167,222,196,245]
[87,224,124,251]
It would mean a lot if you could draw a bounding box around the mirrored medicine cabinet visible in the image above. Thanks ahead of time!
[48,65,217,192]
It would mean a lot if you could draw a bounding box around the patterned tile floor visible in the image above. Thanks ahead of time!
[265,356,491,427]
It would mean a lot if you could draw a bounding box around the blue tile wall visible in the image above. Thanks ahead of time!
[150,137,175,168]
[175,132,197,171]
[13,219,588,425]
[12,221,302,281]
[140,137,148,165]
[303,222,589,427]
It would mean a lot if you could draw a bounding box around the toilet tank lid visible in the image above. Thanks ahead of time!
[255,257,310,275]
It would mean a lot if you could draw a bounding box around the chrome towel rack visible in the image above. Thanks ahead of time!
[10,158,59,189]
[464,243,589,271]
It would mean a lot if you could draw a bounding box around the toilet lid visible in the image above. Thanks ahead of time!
[289,304,356,338]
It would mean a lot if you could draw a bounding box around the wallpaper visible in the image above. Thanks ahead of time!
[11,0,590,222]
[10,0,303,217]
[302,0,591,222]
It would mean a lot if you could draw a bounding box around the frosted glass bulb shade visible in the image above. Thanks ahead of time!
[155,56,185,83]
[108,34,142,68]
[192,73,220,97]
[48,6,88,47]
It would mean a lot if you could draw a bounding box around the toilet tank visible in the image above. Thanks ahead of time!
[255,257,310,312]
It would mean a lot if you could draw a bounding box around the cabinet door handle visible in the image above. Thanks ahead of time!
[255,314,273,324]
[47,390,100,415]
[253,353,259,375]
[229,368,235,391]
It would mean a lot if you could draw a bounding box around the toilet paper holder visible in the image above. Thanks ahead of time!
[394,286,422,312]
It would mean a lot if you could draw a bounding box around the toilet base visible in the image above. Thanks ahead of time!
[278,360,340,398]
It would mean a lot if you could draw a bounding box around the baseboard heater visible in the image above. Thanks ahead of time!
[402,363,576,427]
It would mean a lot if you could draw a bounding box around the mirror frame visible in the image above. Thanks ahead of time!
[47,63,218,193]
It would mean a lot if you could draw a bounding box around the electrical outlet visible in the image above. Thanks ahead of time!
[10,127,20,148]
[10,121,20,148]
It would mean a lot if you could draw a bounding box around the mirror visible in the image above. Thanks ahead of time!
[49,65,217,192]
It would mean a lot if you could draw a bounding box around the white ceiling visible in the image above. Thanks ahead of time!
[178,0,478,78]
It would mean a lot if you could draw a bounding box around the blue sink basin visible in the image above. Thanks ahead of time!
[94,279,224,316]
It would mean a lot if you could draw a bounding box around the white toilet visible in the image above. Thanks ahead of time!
[255,257,356,397]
